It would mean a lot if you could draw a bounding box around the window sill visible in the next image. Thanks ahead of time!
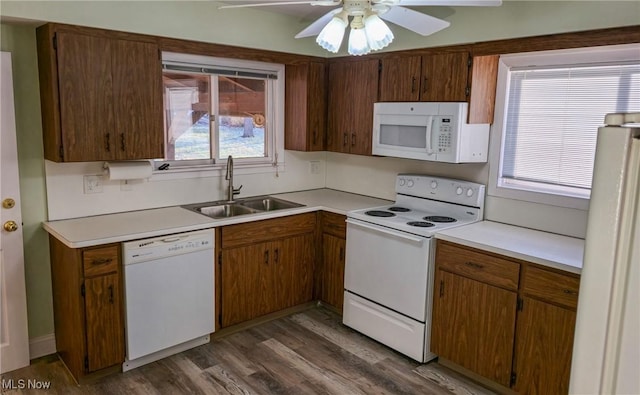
[150,162,284,181]
[488,183,589,211]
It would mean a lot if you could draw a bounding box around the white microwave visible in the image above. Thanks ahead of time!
[372,102,490,163]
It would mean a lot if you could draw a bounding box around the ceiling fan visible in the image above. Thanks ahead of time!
[219,0,502,56]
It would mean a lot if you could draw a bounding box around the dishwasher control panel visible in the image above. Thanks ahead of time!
[123,229,214,265]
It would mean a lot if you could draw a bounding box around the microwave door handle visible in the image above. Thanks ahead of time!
[426,116,434,155]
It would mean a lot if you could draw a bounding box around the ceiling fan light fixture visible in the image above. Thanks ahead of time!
[316,12,348,53]
[364,13,394,51]
[347,16,370,56]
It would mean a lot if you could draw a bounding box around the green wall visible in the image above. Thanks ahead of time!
[0,1,639,341]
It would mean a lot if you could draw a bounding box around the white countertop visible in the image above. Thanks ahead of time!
[43,189,391,248]
[435,221,584,274]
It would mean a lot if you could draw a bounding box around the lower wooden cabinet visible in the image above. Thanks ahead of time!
[318,212,347,312]
[432,240,580,394]
[432,270,517,387]
[219,213,316,327]
[49,236,125,381]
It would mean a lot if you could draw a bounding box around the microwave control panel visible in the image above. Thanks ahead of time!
[435,117,454,153]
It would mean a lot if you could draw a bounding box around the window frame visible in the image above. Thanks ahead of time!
[488,43,640,211]
[156,51,285,177]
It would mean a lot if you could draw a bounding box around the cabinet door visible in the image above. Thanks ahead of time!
[57,32,115,161]
[285,61,326,151]
[221,241,274,326]
[274,234,315,311]
[420,52,469,102]
[112,39,164,160]
[320,233,345,311]
[513,297,576,394]
[431,270,517,387]
[327,59,378,155]
[84,273,124,372]
[379,56,421,102]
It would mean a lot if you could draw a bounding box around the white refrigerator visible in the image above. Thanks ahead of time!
[570,113,640,394]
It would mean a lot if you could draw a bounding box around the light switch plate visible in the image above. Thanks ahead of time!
[83,175,103,194]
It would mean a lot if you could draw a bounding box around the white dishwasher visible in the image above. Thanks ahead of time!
[122,229,214,372]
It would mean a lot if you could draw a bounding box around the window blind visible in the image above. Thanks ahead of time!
[502,62,640,193]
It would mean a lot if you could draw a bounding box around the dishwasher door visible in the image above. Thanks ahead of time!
[122,229,214,366]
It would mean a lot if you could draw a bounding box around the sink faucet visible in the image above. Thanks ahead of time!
[225,155,242,202]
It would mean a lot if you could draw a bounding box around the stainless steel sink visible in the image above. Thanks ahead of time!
[197,203,258,219]
[239,196,304,212]
[182,196,303,219]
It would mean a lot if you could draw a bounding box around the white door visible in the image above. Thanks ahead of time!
[0,51,30,373]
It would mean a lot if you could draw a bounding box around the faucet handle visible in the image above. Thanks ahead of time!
[233,185,243,196]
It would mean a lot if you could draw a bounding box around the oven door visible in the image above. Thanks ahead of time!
[344,218,434,322]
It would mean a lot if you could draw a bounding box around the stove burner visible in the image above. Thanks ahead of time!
[388,206,411,212]
[407,221,435,228]
[423,216,457,223]
[365,210,396,218]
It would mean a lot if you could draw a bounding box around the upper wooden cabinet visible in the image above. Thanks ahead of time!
[285,61,327,151]
[379,52,499,124]
[36,24,164,162]
[327,59,379,156]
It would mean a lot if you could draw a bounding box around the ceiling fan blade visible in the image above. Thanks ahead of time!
[394,0,501,5]
[219,1,338,10]
[295,7,343,38]
[380,6,450,36]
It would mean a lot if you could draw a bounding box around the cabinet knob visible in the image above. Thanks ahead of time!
[3,220,18,232]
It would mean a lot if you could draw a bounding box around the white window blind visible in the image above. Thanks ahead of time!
[501,62,640,197]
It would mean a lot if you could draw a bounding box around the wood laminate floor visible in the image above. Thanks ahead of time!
[1,307,496,395]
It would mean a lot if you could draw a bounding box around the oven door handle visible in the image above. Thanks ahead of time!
[346,219,425,244]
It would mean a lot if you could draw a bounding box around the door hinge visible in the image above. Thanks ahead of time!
[467,55,472,67]
[510,371,517,387]
[517,297,524,311]
[81,283,85,298]
[52,34,57,50]
[465,86,471,97]
[84,356,89,371]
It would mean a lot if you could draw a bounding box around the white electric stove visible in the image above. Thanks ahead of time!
[343,174,485,362]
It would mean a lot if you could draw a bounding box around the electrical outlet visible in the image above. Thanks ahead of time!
[309,161,321,175]
[83,175,103,194]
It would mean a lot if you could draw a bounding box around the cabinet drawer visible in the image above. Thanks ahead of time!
[322,211,346,238]
[83,245,120,277]
[221,213,316,248]
[436,241,520,291]
[523,266,580,309]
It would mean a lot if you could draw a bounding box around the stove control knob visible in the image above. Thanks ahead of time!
[430,180,438,189]
[456,186,463,195]
[466,188,474,197]
[399,178,406,186]
[407,180,415,187]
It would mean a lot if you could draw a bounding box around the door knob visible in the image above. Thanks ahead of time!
[3,220,18,232]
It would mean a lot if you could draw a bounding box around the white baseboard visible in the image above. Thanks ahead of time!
[29,334,56,360]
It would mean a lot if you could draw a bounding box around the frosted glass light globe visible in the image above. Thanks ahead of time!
[316,16,348,53]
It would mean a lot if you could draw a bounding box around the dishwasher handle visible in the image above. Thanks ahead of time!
[346,219,425,244]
